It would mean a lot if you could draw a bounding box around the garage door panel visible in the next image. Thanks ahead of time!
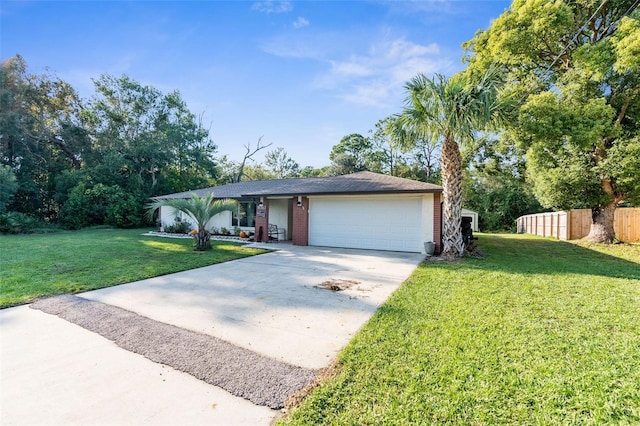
[309,197,422,252]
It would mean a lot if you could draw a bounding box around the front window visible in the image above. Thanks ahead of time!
[233,202,256,227]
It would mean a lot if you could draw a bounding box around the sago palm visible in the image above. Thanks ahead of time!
[147,193,238,251]
[401,68,505,258]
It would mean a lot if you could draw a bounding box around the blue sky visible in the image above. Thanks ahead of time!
[1,0,510,168]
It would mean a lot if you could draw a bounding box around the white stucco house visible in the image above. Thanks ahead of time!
[154,171,444,255]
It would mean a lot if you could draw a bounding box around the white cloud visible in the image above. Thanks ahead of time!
[293,17,309,29]
[251,1,292,14]
[340,81,392,107]
[389,56,448,85]
[384,0,458,15]
[318,38,453,107]
[330,59,372,77]
[260,32,342,60]
[384,39,439,59]
[260,37,319,59]
[262,30,455,108]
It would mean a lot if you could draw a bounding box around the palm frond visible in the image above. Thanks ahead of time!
[146,192,238,231]
[401,64,507,143]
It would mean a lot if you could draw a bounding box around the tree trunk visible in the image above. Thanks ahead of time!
[440,135,464,258]
[585,176,620,243]
[586,202,616,243]
[194,228,211,251]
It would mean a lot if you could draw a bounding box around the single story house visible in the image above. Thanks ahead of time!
[462,208,479,232]
[155,171,443,254]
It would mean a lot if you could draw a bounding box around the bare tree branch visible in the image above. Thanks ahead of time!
[233,136,273,182]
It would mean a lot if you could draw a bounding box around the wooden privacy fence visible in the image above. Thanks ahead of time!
[517,208,640,242]
[615,208,640,242]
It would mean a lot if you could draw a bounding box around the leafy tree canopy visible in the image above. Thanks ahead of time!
[1,56,219,228]
[0,165,18,213]
[328,133,372,174]
[463,137,543,231]
[462,0,640,242]
[264,147,300,179]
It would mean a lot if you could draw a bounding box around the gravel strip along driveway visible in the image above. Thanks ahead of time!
[31,294,315,409]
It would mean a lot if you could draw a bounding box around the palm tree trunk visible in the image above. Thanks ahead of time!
[440,135,464,258]
[195,228,211,251]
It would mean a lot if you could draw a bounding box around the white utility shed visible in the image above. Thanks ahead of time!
[462,208,479,232]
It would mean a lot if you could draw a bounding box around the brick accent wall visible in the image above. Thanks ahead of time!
[254,199,269,242]
[292,196,309,246]
[433,193,442,254]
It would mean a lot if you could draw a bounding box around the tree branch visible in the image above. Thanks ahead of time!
[234,136,273,182]
[615,88,640,127]
[48,135,81,169]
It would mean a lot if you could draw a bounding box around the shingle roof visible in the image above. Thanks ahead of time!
[154,171,442,200]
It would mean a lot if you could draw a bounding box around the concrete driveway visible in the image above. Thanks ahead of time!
[1,243,424,425]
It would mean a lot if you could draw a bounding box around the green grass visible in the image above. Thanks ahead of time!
[0,227,268,308]
[281,234,640,425]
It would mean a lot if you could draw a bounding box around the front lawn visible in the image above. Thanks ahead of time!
[281,234,640,425]
[0,227,267,308]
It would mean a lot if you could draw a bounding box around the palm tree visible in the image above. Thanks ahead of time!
[400,68,505,258]
[147,193,238,251]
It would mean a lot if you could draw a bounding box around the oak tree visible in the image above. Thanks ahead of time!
[463,0,640,242]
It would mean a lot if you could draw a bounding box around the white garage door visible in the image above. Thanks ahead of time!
[309,196,423,252]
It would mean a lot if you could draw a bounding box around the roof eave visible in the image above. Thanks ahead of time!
[242,189,442,197]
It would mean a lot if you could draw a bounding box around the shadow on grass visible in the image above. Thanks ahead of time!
[459,234,640,281]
